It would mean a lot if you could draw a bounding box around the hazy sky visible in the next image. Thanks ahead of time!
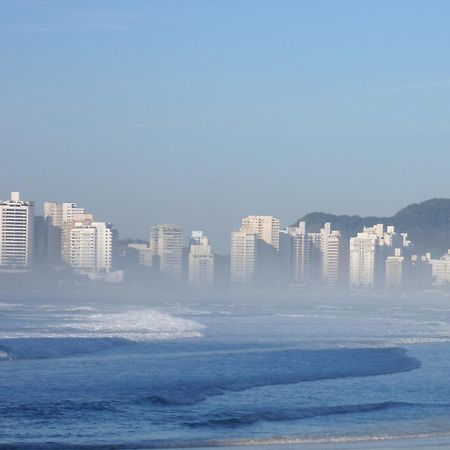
[1,0,450,252]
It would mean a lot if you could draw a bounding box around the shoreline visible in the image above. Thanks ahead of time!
[148,434,450,450]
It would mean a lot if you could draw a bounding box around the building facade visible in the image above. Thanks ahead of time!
[240,216,280,250]
[280,222,311,286]
[349,231,378,289]
[320,223,341,287]
[64,214,113,275]
[150,225,182,279]
[44,202,85,264]
[188,231,214,288]
[0,192,34,271]
[230,230,257,285]
[385,248,404,290]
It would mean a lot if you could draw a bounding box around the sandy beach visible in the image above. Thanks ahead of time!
[151,435,450,450]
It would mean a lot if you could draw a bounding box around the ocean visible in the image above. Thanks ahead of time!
[1,296,450,449]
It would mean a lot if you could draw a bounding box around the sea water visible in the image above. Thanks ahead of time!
[1,298,450,449]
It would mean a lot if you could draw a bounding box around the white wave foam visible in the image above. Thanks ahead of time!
[221,431,450,446]
[0,309,205,342]
[0,350,12,360]
[0,302,23,310]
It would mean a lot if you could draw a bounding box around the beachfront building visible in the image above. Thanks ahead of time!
[0,192,34,272]
[349,224,411,290]
[63,214,113,276]
[280,222,311,286]
[188,231,214,288]
[349,230,378,289]
[44,201,85,264]
[385,248,405,290]
[320,223,341,287]
[429,251,450,286]
[150,224,182,279]
[230,230,257,285]
[240,215,280,250]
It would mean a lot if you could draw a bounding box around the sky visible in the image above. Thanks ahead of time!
[1,0,450,253]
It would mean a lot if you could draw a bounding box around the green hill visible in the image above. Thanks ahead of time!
[296,198,450,257]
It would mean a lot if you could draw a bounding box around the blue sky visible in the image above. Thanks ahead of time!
[1,0,450,252]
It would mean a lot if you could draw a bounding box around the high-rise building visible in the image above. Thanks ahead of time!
[280,222,311,286]
[44,202,85,264]
[64,214,113,275]
[320,223,340,287]
[240,216,280,250]
[150,225,182,279]
[240,215,281,284]
[429,250,450,286]
[349,224,411,290]
[349,231,377,289]
[230,230,257,285]
[188,231,214,288]
[385,248,404,290]
[0,192,34,271]
[62,213,93,264]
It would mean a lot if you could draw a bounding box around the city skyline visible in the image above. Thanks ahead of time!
[5,189,450,255]
[3,190,450,294]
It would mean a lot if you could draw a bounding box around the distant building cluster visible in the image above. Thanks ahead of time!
[1,191,450,293]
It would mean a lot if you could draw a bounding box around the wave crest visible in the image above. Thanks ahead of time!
[186,402,448,428]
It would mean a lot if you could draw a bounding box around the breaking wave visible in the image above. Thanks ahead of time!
[0,308,205,360]
[135,347,420,406]
[186,401,450,428]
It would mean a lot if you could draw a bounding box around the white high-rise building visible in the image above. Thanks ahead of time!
[64,214,113,275]
[320,223,340,287]
[385,248,404,290]
[281,222,311,285]
[0,192,34,271]
[230,230,257,285]
[188,231,214,288]
[241,216,280,250]
[349,231,378,289]
[150,225,182,279]
[44,202,85,264]
[429,251,450,286]
[349,224,410,290]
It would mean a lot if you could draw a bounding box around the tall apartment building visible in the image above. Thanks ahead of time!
[349,231,378,289]
[240,216,280,250]
[230,230,257,285]
[280,222,311,285]
[320,223,340,287]
[63,214,113,275]
[349,224,410,290]
[429,250,450,286]
[188,231,214,288]
[150,225,182,279]
[0,192,34,271]
[44,202,85,264]
[239,215,281,284]
[385,248,404,290]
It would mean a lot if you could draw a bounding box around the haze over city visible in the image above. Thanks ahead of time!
[3,2,450,450]
[2,0,450,252]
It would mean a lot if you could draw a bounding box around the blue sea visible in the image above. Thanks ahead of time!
[1,297,450,449]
